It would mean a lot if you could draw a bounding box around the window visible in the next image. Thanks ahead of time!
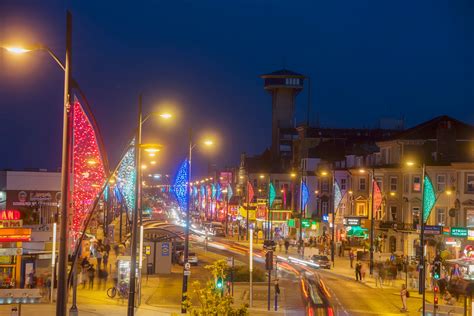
[412,207,420,228]
[390,206,397,222]
[322,201,328,215]
[404,175,409,194]
[413,176,421,192]
[390,176,398,192]
[466,174,474,194]
[322,179,329,192]
[375,176,383,191]
[356,203,366,216]
[340,178,347,190]
[375,206,383,220]
[436,174,446,192]
[359,178,366,191]
[436,208,446,226]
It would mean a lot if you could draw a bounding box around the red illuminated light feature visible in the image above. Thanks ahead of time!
[0,210,21,220]
[0,228,31,242]
[71,100,106,243]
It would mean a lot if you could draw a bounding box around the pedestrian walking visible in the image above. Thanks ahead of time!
[284,239,290,254]
[81,267,88,289]
[88,265,95,290]
[400,284,408,312]
[355,262,362,281]
[349,249,355,268]
[96,250,103,269]
[98,269,108,290]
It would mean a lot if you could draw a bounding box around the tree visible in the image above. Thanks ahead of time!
[183,259,248,316]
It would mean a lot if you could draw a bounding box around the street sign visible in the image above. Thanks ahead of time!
[301,219,311,228]
[343,217,361,226]
[145,246,151,255]
[227,257,234,267]
[184,270,191,276]
[287,219,295,227]
[424,225,442,235]
[184,262,191,270]
[161,242,170,256]
[451,227,468,237]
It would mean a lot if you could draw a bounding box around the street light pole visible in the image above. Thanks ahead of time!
[181,128,192,314]
[56,11,72,316]
[331,172,335,267]
[127,94,142,316]
[420,163,426,315]
[369,168,375,275]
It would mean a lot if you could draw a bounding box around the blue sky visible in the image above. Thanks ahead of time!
[0,0,472,176]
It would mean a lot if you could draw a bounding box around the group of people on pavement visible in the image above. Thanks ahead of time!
[79,239,111,290]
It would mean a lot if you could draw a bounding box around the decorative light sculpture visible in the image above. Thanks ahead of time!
[116,138,136,214]
[301,181,309,208]
[71,100,106,242]
[173,159,189,210]
[333,181,342,211]
[423,175,436,223]
[269,182,276,207]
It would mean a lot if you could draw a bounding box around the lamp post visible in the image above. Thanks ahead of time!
[128,96,169,316]
[181,133,214,313]
[4,11,75,316]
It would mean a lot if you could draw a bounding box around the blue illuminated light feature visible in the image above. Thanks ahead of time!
[211,184,216,199]
[216,183,221,200]
[301,181,309,208]
[200,185,205,198]
[173,159,189,210]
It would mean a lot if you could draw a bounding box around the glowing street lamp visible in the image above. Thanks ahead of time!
[5,46,33,54]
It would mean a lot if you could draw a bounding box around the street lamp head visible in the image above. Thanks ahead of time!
[203,140,214,146]
[159,113,172,120]
[290,173,297,178]
[4,46,32,54]
[321,171,328,177]
[406,161,415,167]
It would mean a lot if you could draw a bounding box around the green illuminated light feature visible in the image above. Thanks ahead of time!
[269,182,276,207]
[287,219,295,227]
[301,219,311,228]
[423,175,436,223]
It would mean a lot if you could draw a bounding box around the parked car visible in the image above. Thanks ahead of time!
[214,227,226,237]
[178,251,199,266]
[311,255,331,269]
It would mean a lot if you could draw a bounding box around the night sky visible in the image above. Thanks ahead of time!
[1,1,473,177]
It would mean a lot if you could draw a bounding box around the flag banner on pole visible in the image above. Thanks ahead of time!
[173,159,189,211]
[227,184,233,201]
[247,181,254,203]
[269,182,276,207]
[423,175,436,223]
[333,181,342,213]
[302,181,309,208]
[71,100,107,243]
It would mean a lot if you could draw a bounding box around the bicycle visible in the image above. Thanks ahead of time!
[107,281,128,299]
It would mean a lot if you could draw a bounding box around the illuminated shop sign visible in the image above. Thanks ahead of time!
[343,217,361,226]
[0,210,21,220]
[0,228,31,242]
[451,227,468,238]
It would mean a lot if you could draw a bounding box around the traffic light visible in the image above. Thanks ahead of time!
[433,260,441,280]
[433,285,439,307]
[216,276,223,289]
[265,251,273,271]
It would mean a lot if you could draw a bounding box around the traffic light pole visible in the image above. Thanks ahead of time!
[420,163,426,315]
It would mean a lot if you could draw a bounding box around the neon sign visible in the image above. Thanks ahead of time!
[0,210,21,220]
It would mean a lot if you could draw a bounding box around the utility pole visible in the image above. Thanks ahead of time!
[181,128,192,313]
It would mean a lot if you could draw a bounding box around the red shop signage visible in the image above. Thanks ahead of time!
[0,210,21,220]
